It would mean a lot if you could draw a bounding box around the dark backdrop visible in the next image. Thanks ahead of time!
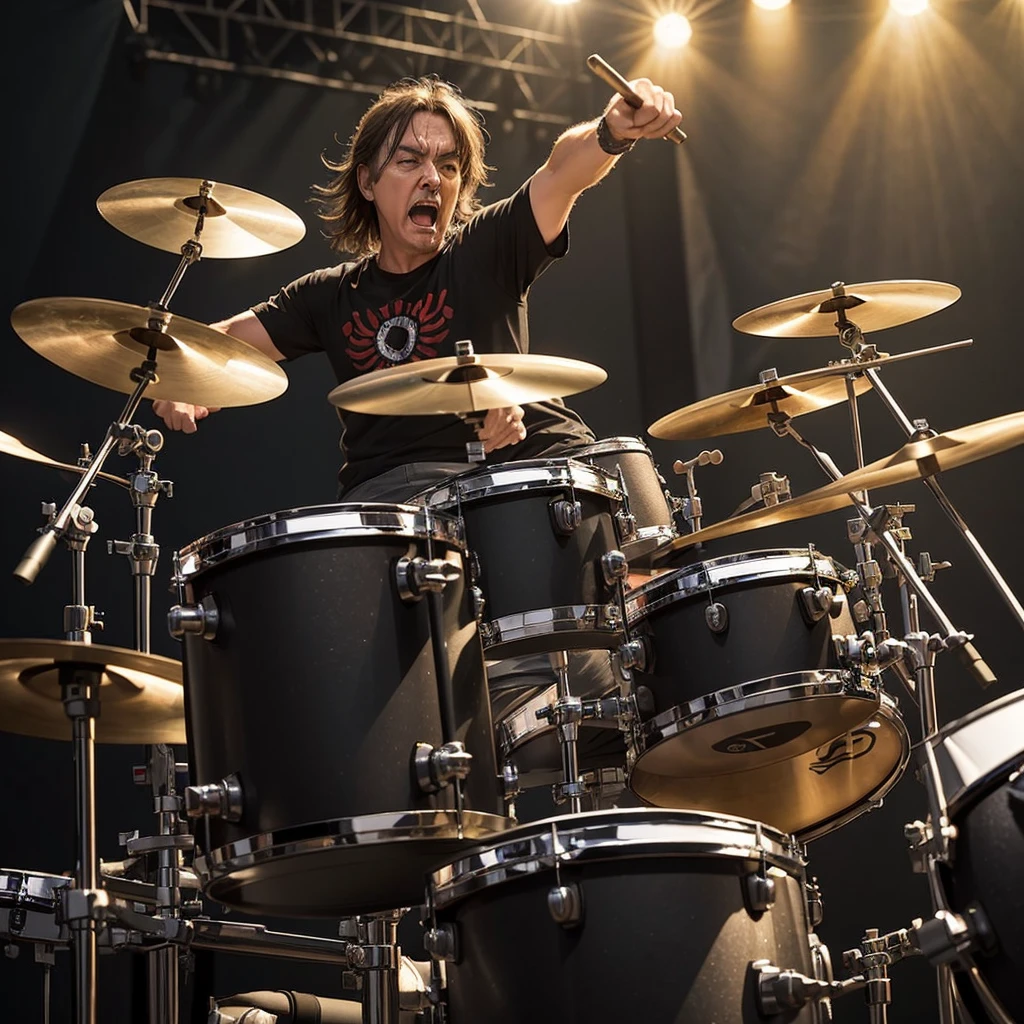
[2,0,1022,1021]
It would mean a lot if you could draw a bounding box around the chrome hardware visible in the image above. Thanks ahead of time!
[910,905,995,965]
[799,585,834,623]
[603,603,623,629]
[851,598,871,625]
[600,549,629,587]
[424,923,457,962]
[553,779,588,805]
[615,508,638,541]
[705,601,728,633]
[500,762,520,800]
[744,871,776,912]
[167,595,219,640]
[618,638,648,673]
[805,878,824,928]
[730,470,791,518]
[758,367,780,384]
[835,631,907,674]
[917,551,952,582]
[466,550,482,585]
[550,498,582,535]
[395,556,462,602]
[413,741,473,794]
[547,883,583,928]
[671,449,723,532]
[470,585,486,621]
[183,775,243,823]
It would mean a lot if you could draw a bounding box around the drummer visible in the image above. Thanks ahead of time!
[151,74,682,500]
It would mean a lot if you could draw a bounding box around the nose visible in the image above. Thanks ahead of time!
[421,161,441,191]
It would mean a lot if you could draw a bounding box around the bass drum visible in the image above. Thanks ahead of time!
[176,503,508,918]
[923,689,1024,1021]
[428,808,831,1024]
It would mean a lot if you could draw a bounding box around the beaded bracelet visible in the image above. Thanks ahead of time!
[596,116,636,156]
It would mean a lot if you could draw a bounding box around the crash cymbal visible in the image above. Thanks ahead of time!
[96,178,306,259]
[11,297,287,408]
[648,340,971,440]
[0,639,184,744]
[0,430,128,487]
[655,409,1024,558]
[328,350,607,415]
[733,280,961,338]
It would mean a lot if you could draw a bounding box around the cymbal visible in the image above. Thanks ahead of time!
[11,297,288,408]
[96,178,306,259]
[656,409,1024,557]
[0,430,128,487]
[0,639,185,744]
[648,340,971,441]
[328,351,607,415]
[732,280,961,337]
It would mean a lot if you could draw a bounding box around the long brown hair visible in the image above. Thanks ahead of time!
[314,77,493,257]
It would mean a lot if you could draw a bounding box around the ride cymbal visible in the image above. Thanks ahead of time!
[0,639,184,744]
[0,430,128,487]
[328,350,607,415]
[11,297,287,408]
[656,409,1024,557]
[96,178,306,259]
[733,280,961,338]
[648,340,971,440]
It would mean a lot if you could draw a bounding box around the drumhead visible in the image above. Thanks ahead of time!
[177,502,464,576]
[626,548,848,626]
[429,807,805,910]
[415,458,623,508]
[631,689,910,842]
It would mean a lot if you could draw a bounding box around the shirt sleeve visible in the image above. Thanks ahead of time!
[250,265,344,361]
[457,179,569,300]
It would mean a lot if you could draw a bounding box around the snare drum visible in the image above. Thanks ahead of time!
[625,549,891,830]
[175,503,509,917]
[417,459,629,658]
[427,809,830,1023]
[569,437,677,561]
[0,869,72,947]
[923,689,1024,1019]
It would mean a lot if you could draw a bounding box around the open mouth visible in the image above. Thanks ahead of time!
[409,203,439,228]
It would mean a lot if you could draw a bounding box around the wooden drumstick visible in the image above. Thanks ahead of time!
[587,53,687,144]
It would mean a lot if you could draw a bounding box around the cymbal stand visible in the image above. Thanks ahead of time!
[829,287,1024,634]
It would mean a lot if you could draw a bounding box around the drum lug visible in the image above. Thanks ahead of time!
[549,498,583,535]
[500,762,520,800]
[805,877,825,928]
[743,870,776,913]
[704,601,729,634]
[615,509,638,543]
[183,773,243,823]
[600,550,629,587]
[413,741,473,794]
[799,585,835,623]
[396,556,462,602]
[547,883,584,928]
[167,595,219,640]
[470,586,486,622]
[618,637,649,674]
[424,922,458,962]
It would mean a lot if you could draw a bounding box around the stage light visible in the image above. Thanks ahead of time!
[753,0,791,9]
[889,0,928,15]
[653,12,692,49]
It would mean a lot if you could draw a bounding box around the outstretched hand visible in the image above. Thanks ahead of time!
[604,78,683,142]
[151,400,220,434]
[476,405,527,453]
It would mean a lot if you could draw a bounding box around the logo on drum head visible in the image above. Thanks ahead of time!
[809,728,877,774]
[712,721,812,755]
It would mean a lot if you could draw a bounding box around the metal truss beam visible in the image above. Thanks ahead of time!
[123,0,589,124]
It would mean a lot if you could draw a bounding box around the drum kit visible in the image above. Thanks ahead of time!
[2,176,1023,1024]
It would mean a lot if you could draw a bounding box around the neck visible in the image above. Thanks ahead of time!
[374,248,438,275]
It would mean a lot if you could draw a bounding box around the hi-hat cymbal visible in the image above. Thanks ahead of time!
[11,297,288,408]
[0,430,129,487]
[733,280,961,338]
[328,350,607,415]
[96,178,306,259]
[0,639,185,744]
[648,340,971,440]
[655,409,1024,557]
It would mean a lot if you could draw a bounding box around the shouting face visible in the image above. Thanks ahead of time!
[358,111,463,273]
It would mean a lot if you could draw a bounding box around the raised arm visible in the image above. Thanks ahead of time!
[152,310,285,433]
[528,78,683,245]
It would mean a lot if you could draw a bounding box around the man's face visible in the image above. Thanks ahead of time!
[358,111,462,272]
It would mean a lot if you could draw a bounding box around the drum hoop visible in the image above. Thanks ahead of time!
[418,458,622,507]
[429,808,805,910]
[633,669,878,754]
[177,503,464,577]
[0,869,72,911]
[626,548,843,623]
[194,810,511,886]
[920,688,1024,817]
[480,605,624,651]
[570,437,652,459]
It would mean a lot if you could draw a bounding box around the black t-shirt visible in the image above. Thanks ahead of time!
[252,180,595,489]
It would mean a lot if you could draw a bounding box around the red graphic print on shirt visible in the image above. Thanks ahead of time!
[342,290,454,372]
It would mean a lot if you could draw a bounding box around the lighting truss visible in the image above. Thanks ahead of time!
[122,0,590,125]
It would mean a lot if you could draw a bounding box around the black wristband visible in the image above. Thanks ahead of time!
[596,116,636,156]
